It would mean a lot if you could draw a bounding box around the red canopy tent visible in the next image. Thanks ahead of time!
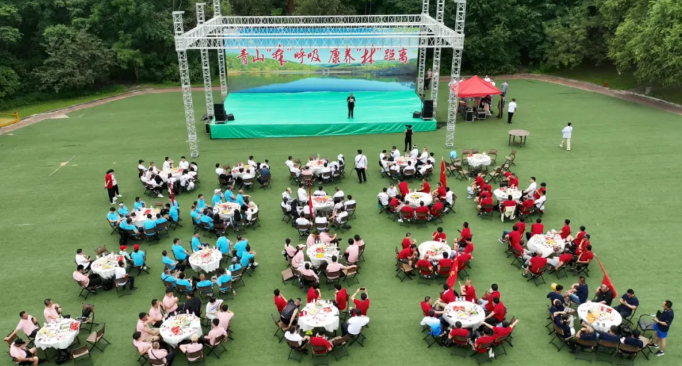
[450,75,502,98]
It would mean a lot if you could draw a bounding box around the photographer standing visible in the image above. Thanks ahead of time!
[404,125,413,152]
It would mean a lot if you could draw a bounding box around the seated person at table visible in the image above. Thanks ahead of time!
[484,297,506,325]
[474,327,496,353]
[161,267,177,287]
[455,249,473,272]
[434,284,457,310]
[351,288,370,315]
[528,218,544,240]
[149,299,165,328]
[377,188,390,208]
[10,338,39,366]
[398,244,418,267]
[415,201,431,219]
[143,214,159,238]
[212,189,223,207]
[344,239,360,264]
[432,182,447,199]
[313,186,326,197]
[131,244,146,267]
[415,254,434,277]
[175,272,193,291]
[285,324,310,352]
[330,207,351,229]
[564,276,588,305]
[475,186,491,204]
[300,262,319,283]
[419,179,431,194]
[500,194,517,213]
[107,207,123,227]
[118,202,130,216]
[476,194,493,216]
[522,251,547,277]
[137,313,161,342]
[569,225,587,246]
[548,248,575,271]
[534,189,546,212]
[621,329,643,354]
[460,278,477,303]
[522,176,537,198]
[387,184,398,198]
[148,342,174,366]
[224,189,237,203]
[216,268,233,293]
[280,298,301,328]
[417,161,433,178]
[199,210,214,229]
[485,318,520,340]
[73,264,102,288]
[420,309,443,336]
[4,312,39,341]
[307,283,322,303]
[342,308,370,337]
[398,204,415,222]
[576,244,594,267]
[432,227,446,243]
[191,232,204,252]
[467,173,486,199]
[403,161,416,176]
[155,213,168,227]
[327,255,350,276]
[167,203,179,224]
[319,231,338,245]
[172,239,189,264]
[431,197,444,217]
[508,173,519,189]
[163,288,179,315]
[448,322,470,345]
[614,289,639,319]
[520,197,535,215]
[547,284,566,306]
[134,197,146,211]
[200,318,227,346]
[196,274,214,291]
[575,321,597,348]
[599,325,621,343]
[436,252,453,277]
[119,218,139,234]
[344,195,356,209]
[240,244,258,269]
[533,182,547,199]
[314,213,328,228]
[181,291,202,317]
[479,283,500,310]
[594,284,614,306]
[75,248,94,269]
[179,334,203,360]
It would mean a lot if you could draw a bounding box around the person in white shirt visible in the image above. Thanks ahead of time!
[320,163,332,176]
[342,308,370,336]
[332,208,350,229]
[380,150,387,161]
[281,198,293,216]
[284,325,309,349]
[333,187,345,200]
[290,165,301,177]
[534,190,546,212]
[313,186,327,197]
[75,249,93,269]
[114,260,137,290]
[285,156,295,169]
[297,184,308,203]
[377,188,390,206]
[418,162,433,177]
[148,162,159,174]
[560,122,573,151]
[507,98,517,124]
[418,148,429,166]
[387,184,398,197]
[354,149,368,183]
[427,153,436,166]
[137,160,147,174]
[260,160,270,170]
[295,216,310,227]
[205,297,224,320]
[247,156,257,168]
[444,188,455,208]
[523,176,537,198]
[314,215,328,229]
[215,163,224,176]
[162,157,173,170]
[403,161,416,176]
[409,145,419,159]
[380,157,391,173]
[282,188,292,202]
[390,146,401,160]
[344,195,356,210]
[178,156,190,170]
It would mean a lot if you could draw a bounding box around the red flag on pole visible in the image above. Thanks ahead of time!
[169,183,175,206]
[308,183,314,219]
[439,157,447,188]
[446,258,459,288]
[595,255,617,298]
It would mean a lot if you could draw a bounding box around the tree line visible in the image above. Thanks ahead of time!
[0,0,680,110]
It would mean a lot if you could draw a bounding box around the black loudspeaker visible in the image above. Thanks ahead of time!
[214,103,226,122]
[465,110,474,122]
[413,111,422,118]
[421,100,434,120]
[226,113,235,121]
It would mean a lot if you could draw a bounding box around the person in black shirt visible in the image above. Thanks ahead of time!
[652,300,674,357]
[547,284,565,306]
[404,125,413,152]
[280,298,301,329]
[621,329,644,355]
[599,325,620,343]
[614,289,639,319]
[182,291,202,317]
[594,285,614,306]
[347,93,356,119]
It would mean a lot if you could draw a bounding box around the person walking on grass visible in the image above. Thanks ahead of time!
[651,300,674,357]
[507,98,517,124]
[105,169,121,205]
[560,122,573,151]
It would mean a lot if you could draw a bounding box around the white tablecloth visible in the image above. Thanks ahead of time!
[311,196,334,212]
[578,302,622,334]
[418,241,451,260]
[130,208,161,228]
[306,243,340,268]
[90,254,124,279]
[161,168,182,183]
[213,202,258,220]
[527,232,565,258]
[493,188,523,202]
[405,192,433,208]
[34,319,80,350]
[298,301,340,332]
[189,249,222,273]
[466,154,491,168]
[160,314,203,348]
[443,302,486,328]
[231,164,255,179]
[394,156,417,168]
[306,160,327,175]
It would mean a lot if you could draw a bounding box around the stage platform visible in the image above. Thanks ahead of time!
[209,90,435,139]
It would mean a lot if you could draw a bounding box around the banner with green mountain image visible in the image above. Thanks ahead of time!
[225,27,419,93]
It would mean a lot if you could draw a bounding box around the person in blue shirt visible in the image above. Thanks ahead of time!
[216,268,234,295]
[566,276,588,305]
[167,203,179,223]
[598,325,621,343]
[651,300,674,356]
[197,194,207,209]
[622,329,644,354]
[107,207,122,227]
[143,214,159,240]
[576,321,597,342]
[228,257,243,273]
[216,233,230,255]
[172,238,189,262]
[118,203,129,216]
[161,267,177,287]
[199,210,214,229]
[155,213,168,226]
[224,189,236,203]
[212,189,223,207]
[196,274,213,291]
[131,245,146,268]
[175,272,193,291]
[162,250,185,272]
[553,312,574,341]
[134,197,146,211]
[119,218,140,234]
[235,190,246,207]
[190,207,201,224]
[240,244,258,269]
[614,289,639,319]
[257,166,270,185]
[547,284,565,306]
[234,235,248,258]
[172,200,179,209]
[191,232,203,252]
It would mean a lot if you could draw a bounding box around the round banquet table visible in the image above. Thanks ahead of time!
[394,156,417,168]
[508,129,530,146]
[443,301,486,328]
[161,168,182,183]
[189,249,222,273]
[298,300,340,333]
[160,314,203,348]
[405,192,433,208]
[526,232,565,258]
[306,160,327,175]
[231,165,255,179]
[466,154,492,168]
[306,243,340,268]
[577,302,622,334]
[130,208,161,228]
[311,196,334,212]
[418,241,451,261]
[493,187,523,202]
[90,254,124,279]
[213,202,258,220]
[34,319,81,350]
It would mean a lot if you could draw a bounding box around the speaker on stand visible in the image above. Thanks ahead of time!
[214,103,227,123]
[421,100,434,120]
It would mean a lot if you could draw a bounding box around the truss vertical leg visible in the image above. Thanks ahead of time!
[416,0,429,98]
[213,0,228,99]
[173,11,199,158]
[445,0,467,148]
[430,0,445,113]
[212,0,221,17]
[196,4,214,120]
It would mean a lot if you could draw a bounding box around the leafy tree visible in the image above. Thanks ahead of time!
[294,0,354,15]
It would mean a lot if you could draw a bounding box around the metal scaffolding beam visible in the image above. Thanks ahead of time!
[214,0,228,99]
[430,0,445,114]
[197,3,214,121]
[416,0,429,98]
[173,11,199,158]
[445,0,467,148]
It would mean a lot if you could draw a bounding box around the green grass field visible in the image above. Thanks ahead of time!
[0,79,680,365]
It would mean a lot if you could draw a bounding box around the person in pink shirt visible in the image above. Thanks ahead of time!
[163,288,179,315]
[326,255,351,275]
[319,231,338,245]
[4,312,39,341]
[202,319,228,346]
[216,304,234,332]
[344,238,360,264]
[353,234,365,251]
[9,338,39,366]
[148,342,175,365]
[299,263,319,282]
[291,245,306,269]
[43,299,62,323]
[284,238,297,260]
[179,334,203,361]
[306,233,319,247]
[149,299,165,328]
[133,332,152,355]
[136,313,161,342]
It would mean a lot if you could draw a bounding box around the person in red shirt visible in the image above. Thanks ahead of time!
[486,318,519,339]
[399,204,415,222]
[415,201,431,220]
[575,234,591,256]
[310,332,333,354]
[351,288,370,315]
[481,284,501,312]
[398,244,418,266]
[389,196,400,212]
[550,248,575,271]
[460,237,474,255]
[560,219,571,239]
[474,328,496,353]
[419,179,431,194]
[448,322,470,345]
[455,252,472,272]
[433,182,447,200]
[104,169,118,204]
[475,186,490,205]
[420,296,444,316]
[484,297,506,325]
[528,218,544,240]
[415,255,434,277]
[501,225,521,247]
[533,182,547,199]
[333,284,348,311]
[458,222,471,242]
[274,289,287,313]
[307,283,321,303]
[570,225,587,246]
[398,180,410,198]
[437,252,453,276]
[521,198,535,215]
[477,195,493,215]
[432,227,447,243]
[523,251,547,276]
[508,173,519,189]
[516,217,526,235]
[467,173,486,199]
[430,198,444,217]
[434,283,458,309]
[576,245,594,266]
[401,232,416,249]
[459,278,477,303]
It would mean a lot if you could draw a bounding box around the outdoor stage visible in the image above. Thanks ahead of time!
[209,90,435,139]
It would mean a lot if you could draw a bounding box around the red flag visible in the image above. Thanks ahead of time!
[595,255,617,298]
[446,258,459,288]
[169,183,175,206]
[439,157,447,188]
[308,183,314,219]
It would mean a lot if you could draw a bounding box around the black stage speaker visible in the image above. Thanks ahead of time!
[421,100,434,120]
[214,103,226,122]
[413,111,422,118]
[465,110,474,122]
[226,113,235,121]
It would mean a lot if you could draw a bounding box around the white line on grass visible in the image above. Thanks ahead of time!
[48,155,76,176]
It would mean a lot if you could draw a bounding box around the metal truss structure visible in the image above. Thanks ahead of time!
[174,0,466,156]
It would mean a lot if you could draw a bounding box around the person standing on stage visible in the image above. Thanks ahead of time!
[347,93,356,119]
[425,68,432,90]
[354,149,368,184]
[404,125,413,152]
